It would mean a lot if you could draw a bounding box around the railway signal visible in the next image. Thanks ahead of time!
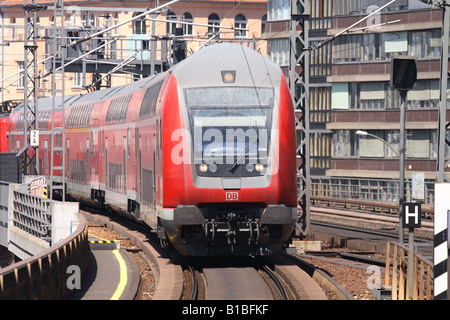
[402,202,421,229]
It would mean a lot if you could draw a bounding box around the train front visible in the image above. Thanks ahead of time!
[162,44,297,256]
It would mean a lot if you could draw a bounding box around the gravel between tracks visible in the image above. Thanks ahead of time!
[298,241,385,300]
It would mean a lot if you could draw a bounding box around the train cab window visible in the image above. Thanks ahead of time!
[185,87,274,177]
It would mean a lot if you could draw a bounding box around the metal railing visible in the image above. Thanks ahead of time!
[0,211,88,300]
[12,190,52,243]
[384,242,433,300]
[311,177,435,206]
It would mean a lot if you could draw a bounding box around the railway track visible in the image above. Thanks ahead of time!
[182,257,293,300]
[311,196,434,220]
[310,200,434,241]
[83,202,403,301]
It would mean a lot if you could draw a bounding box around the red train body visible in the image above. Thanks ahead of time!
[0,116,9,153]
[6,44,298,256]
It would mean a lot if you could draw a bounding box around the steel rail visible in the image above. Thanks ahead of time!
[262,265,289,300]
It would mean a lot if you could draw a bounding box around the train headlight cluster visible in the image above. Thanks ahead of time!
[246,163,264,172]
[199,163,264,173]
[199,163,218,173]
[255,163,264,172]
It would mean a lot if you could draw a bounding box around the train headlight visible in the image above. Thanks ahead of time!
[246,163,254,172]
[199,164,208,172]
[255,163,264,172]
[221,70,236,83]
[209,163,217,172]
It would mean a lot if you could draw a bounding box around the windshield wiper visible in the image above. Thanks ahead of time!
[228,135,259,172]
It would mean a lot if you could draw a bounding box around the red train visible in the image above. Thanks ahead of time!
[0,116,9,153]
[4,43,298,256]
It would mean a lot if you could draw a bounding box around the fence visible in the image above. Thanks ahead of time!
[11,190,53,244]
[384,241,433,300]
[0,211,88,300]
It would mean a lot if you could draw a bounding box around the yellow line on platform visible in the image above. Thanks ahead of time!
[111,249,128,300]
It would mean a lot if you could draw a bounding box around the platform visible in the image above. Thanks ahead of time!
[69,237,140,300]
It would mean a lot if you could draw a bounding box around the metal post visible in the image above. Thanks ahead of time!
[289,0,310,238]
[399,89,407,244]
[23,0,41,176]
[437,3,450,183]
[50,0,65,201]
[408,226,414,299]
[435,1,450,301]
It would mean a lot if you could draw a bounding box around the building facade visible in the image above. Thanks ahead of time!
[264,0,450,206]
[0,0,267,109]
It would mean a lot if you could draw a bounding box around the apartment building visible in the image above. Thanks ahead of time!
[0,0,268,109]
[264,0,449,205]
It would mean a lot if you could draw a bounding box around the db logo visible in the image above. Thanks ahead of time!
[226,192,239,201]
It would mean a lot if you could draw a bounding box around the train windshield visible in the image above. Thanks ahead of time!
[185,87,274,177]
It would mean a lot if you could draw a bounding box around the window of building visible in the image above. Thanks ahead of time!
[261,15,267,34]
[406,130,430,158]
[183,12,193,36]
[359,130,385,158]
[134,13,146,34]
[310,132,331,169]
[66,14,73,27]
[334,0,408,16]
[11,17,16,41]
[208,13,221,37]
[407,79,440,109]
[81,14,87,27]
[310,0,332,30]
[334,29,440,63]
[310,86,331,123]
[113,13,119,35]
[267,0,290,21]
[234,14,247,38]
[36,17,41,38]
[73,72,82,88]
[332,130,357,157]
[268,38,289,66]
[104,13,111,29]
[17,61,24,88]
[90,14,98,28]
[410,30,441,59]
[166,11,177,36]
[310,41,332,76]
[332,82,401,110]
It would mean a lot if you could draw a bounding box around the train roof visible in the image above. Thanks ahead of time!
[171,43,281,90]
[11,73,163,113]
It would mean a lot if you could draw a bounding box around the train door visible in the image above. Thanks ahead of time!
[135,127,139,196]
[123,135,127,194]
[86,138,90,183]
[67,139,70,180]
[105,137,108,189]
[153,134,156,210]
[139,135,142,201]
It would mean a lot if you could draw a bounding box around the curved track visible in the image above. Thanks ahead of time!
[184,255,326,300]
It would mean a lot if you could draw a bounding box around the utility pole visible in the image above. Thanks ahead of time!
[50,0,65,201]
[22,0,45,175]
[435,0,450,301]
[289,0,310,238]
[437,1,450,183]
